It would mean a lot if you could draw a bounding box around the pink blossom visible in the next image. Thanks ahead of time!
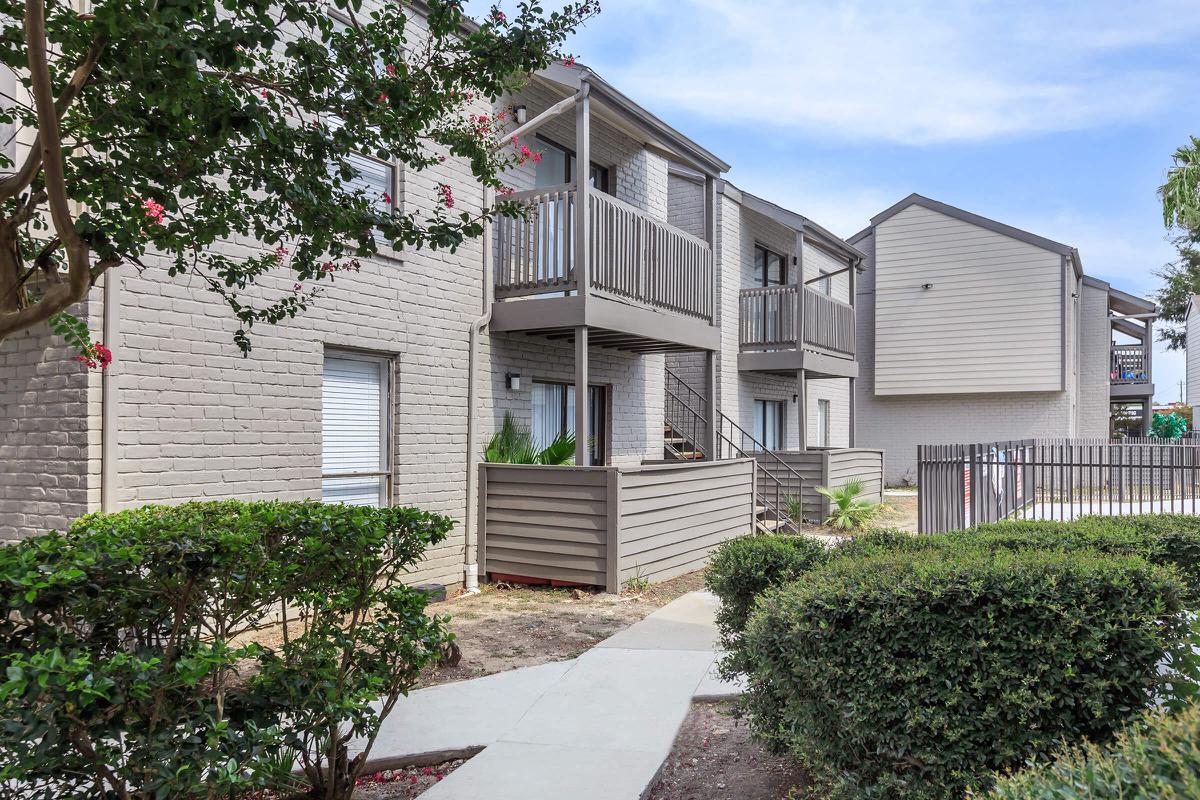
[497,186,514,197]
[142,198,165,225]
[563,55,576,66]
[491,8,506,23]
[437,183,455,208]
[382,191,392,206]
[274,246,288,263]
[385,63,396,76]
[533,152,542,163]
[75,342,113,370]
[260,88,268,98]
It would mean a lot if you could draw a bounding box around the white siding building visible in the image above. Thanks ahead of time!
[850,194,1155,484]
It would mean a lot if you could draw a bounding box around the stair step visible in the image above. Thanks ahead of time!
[756,518,784,533]
[754,505,767,516]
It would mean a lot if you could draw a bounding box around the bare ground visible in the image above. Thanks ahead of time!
[646,700,807,800]
[350,759,466,799]
[873,492,918,532]
[420,569,707,687]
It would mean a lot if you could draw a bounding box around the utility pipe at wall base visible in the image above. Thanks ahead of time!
[462,185,494,594]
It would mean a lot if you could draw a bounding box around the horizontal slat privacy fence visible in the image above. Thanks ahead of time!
[738,285,856,356]
[492,185,714,322]
[918,438,1200,533]
[756,449,885,523]
[478,459,755,592]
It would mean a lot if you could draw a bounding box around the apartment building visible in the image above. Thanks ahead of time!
[0,2,887,591]
[850,194,1156,484]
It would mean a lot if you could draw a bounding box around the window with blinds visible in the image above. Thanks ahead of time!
[322,352,390,506]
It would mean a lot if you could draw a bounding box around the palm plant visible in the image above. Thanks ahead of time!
[815,479,881,531]
[484,412,576,465]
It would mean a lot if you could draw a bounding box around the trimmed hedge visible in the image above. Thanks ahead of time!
[985,703,1200,799]
[743,546,1189,800]
[0,500,453,800]
[704,533,829,641]
[833,515,1200,603]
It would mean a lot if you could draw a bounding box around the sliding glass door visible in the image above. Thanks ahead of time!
[532,381,607,465]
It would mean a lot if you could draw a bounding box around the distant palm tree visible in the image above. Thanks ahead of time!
[484,412,576,465]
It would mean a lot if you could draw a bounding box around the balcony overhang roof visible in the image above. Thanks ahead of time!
[720,181,866,264]
[533,63,730,177]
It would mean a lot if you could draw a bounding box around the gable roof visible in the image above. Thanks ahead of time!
[720,181,866,262]
[1188,295,1200,321]
[867,193,1076,257]
[536,63,731,176]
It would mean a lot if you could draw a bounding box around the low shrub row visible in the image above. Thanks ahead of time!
[984,702,1200,799]
[839,515,1200,603]
[705,515,1200,800]
[0,500,454,800]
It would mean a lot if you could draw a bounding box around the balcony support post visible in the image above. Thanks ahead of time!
[704,174,716,322]
[704,349,717,458]
[574,80,591,299]
[575,325,589,465]
[794,228,805,349]
[796,369,808,451]
[848,376,856,447]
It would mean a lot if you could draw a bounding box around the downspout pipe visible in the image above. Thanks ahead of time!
[462,184,493,594]
[100,267,120,512]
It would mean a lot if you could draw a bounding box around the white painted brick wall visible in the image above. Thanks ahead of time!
[0,296,99,540]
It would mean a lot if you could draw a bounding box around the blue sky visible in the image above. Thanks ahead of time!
[485,0,1200,403]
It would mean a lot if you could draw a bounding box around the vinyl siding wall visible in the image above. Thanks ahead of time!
[1188,307,1200,416]
[873,204,1063,395]
[854,229,1075,484]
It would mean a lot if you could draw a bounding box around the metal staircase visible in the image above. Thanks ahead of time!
[664,367,802,534]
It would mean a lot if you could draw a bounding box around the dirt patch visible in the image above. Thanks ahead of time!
[646,700,807,800]
[873,492,918,532]
[350,758,465,799]
[421,569,706,687]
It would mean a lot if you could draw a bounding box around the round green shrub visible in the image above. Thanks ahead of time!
[705,533,830,641]
[742,546,1189,800]
[0,500,453,800]
[984,703,1200,799]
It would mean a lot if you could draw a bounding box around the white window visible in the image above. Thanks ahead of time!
[817,399,831,447]
[753,399,784,451]
[817,270,832,296]
[322,352,390,506]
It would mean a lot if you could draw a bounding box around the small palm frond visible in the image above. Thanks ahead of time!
[536,431,577,465]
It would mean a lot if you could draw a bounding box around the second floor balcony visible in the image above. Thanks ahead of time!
[1111,343,1153,398]
[486,65,725,355]
[738,284,858,377]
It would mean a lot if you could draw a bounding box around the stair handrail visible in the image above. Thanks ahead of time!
[663,381,709,459]
[664,366,804,533]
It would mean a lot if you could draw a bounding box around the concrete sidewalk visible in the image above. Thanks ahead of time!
[354,590,740,800]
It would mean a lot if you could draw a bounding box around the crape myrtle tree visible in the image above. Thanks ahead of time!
[1156,135,1200,349]
[0,0,597,364]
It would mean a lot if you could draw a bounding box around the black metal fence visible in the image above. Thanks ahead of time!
[917,438,1200,533]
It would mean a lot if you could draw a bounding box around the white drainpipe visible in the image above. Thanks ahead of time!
[462,184,494,594]
[100,267,120,512]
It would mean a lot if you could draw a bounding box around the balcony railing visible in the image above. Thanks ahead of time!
[493,184,714,322]
[1111,344,1150,385]
[739,285,855,357]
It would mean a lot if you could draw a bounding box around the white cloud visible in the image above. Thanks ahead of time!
[569,0,1200,145]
